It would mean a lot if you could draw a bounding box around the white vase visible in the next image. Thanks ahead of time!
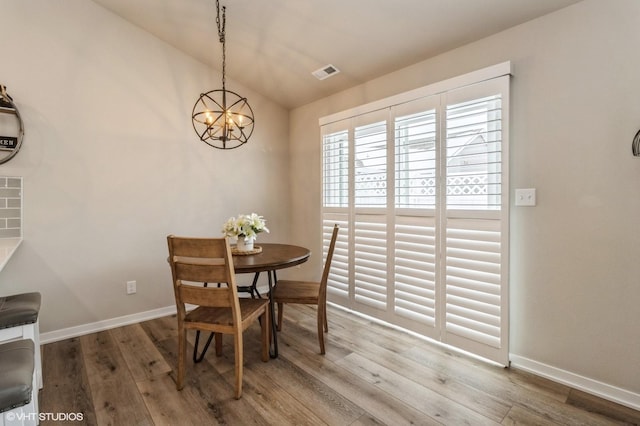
[236,236,255,252]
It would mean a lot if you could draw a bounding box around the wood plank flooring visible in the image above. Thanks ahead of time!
[39,304,640,425]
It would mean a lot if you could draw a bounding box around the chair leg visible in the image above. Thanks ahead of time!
[322,304,328,333]
[233,333,243,399]
[215,333,223,356]
[177,328,186,390]
[31,346,39,420]
[317,307,325,355]
[277,302,283,331]
[261,308,269,362]
[33,320,43,389]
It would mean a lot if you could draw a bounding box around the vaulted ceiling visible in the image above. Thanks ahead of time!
[92,0,582,109]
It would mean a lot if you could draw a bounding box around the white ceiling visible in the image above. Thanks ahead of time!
[92,0,581,109]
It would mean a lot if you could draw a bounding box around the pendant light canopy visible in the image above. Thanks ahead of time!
[192,0,254,150]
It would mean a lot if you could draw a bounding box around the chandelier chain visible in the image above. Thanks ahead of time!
[215,0,226,90]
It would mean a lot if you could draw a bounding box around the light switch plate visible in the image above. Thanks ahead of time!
[515,188,536,206]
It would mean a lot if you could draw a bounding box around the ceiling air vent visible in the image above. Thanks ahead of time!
[312,64,340,80]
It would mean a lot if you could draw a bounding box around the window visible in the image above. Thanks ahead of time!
[321,63,510,365]
[446,94,502,210]
[322,130,348,208]
[395,108,437,209]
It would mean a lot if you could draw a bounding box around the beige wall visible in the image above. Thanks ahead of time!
[1,0,638,408]
[0,1,291,332]
[290,0,640,401]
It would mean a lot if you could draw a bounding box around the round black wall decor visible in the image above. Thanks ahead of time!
[0,85,24,164]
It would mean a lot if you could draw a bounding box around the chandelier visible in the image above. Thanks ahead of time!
[192,0,254,150]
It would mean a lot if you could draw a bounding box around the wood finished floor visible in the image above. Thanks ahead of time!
[39,304,640,425]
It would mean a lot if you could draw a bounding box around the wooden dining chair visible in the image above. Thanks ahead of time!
[273,224,339,354]
[167,235,269,399]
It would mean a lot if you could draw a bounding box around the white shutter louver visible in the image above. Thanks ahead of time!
[323,130,349,208]
[394,215,437,328]
[354,121,387,208]
[445,95,502,211]
[353,215,387,311]
[395,109,437,209]
[445,219,502,348]
[323,216,349,301]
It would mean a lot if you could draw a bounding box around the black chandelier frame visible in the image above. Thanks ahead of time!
[191,0,254,150]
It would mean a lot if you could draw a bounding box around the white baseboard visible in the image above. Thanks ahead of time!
[510,354,640,411]
[40,305,177,344]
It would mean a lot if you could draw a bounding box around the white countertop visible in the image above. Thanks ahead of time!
[0,238,22,271]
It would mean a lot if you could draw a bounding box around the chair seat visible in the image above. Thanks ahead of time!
[0,339,34,413]
[0,292,41,329]
[186,298,268,328]
[273,280,320,304]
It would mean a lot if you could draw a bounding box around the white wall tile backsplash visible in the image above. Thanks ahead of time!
[0,177,21,238]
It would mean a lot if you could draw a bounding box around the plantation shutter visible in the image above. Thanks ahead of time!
[442,79,509,363]
[321,63,510,366]
[322,119,350,304]
[352,111,389,315]
[392,96,439,338]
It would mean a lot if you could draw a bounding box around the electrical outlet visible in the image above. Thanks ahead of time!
[126,280,137,295]
[515,188,536,206]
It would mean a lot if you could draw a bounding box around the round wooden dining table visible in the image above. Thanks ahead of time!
[232,243,311,358]
[232,243,311,274]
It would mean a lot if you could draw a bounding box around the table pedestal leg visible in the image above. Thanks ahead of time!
[238,272,261,298]
[267,270,279,358]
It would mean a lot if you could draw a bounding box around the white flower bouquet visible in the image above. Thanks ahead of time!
[221,213,269,241]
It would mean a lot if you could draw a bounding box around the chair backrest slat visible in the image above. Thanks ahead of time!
[173,258,230,284]
[178,284,231,308]
[169,237,227,258]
